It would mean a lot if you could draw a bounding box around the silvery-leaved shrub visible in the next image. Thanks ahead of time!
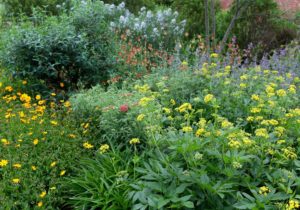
[102,1,186,51]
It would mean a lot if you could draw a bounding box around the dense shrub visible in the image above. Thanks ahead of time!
[0,3,118,94]
[70,84,162,148]
[0,0,71,17]
[225,0,298,54]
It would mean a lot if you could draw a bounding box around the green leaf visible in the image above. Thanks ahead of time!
[183,201,194,208]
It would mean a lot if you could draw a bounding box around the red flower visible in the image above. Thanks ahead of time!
[119,104,129,113]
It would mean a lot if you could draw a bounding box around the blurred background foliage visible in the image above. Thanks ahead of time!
[0,0,298,57]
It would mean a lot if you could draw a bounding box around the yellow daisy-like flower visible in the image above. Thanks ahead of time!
[37,201,43,207]
[129,138,140,145]
[13,163,22,169]
[60,170,66,176]
[50,161,57,167]
[12,178,20,184]
[0,159,8,167]
[35,95,41,100]
[83,142,94,149]
[39,191,46,198]
[31,165,37,171]
[33,139,39,145]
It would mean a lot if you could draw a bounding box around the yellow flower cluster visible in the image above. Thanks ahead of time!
[286,200,300,210]
[259,186,270,195]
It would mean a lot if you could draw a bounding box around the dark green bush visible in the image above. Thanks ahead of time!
[224,0,298,53]
[1,5,118,94]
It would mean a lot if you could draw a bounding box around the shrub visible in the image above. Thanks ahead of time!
[70,84,162,148]
[227,0,298,54]
[0,0,71,17]
[1,5,118,94]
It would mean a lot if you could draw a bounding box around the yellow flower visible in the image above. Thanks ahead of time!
[286,200,300,210]
[31,165,37,171]
[60,82,65,88]
[288,85,296,94]
[228,140,241,149]
[33,139,39,145]
[83,142,94,149]
[255,128,269,138]
[265,85,275,97]
[259,186,270,195]
[50,121,58,126]
[139,97,153,106]
[251,94,260,101]
[170,99,176,106]
[68,134,76,138]
[181,60,188,65]
[247,116,254,122]
[129,138,140,145]
[195,128,205,137]
[204,94,214,103]
[210,53,218,58]
[35,95,41,100]
[221,120,233,128]
[0,159,8,167]
[282,147,297,160]
[240,83,247,88]
[20,93,31,103]
[37,201,43,207]
[22,80,27,85]
[176,103,192,113]
[182,126,193,132]
[1,138,10,145]
[162,107,171,114]
[39,191,46,198]
[99,144,110,153]
[240,75,248,80]
[60,170,66,176]
[51,93,56,96]
[276,89,287,97]
[13,163,22,169]
[50,161,57,167]
[12,178,20,184]
[225,66,231,72]
[64,101,71,108]
[250,107,261,113]
[5,86,13,92]
[136,114,145,121]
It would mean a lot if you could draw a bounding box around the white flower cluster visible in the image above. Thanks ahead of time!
[103,2,186,49]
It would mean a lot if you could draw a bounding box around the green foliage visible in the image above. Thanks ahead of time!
[0,0,71,17]
[65,48,300,209]
[63,152,133,209]
[227,0,297,53]
[0,4,118,94]
[70,85,161,148]
[102,0,156,13]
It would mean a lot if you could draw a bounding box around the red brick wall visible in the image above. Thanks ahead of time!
[220,0,300,12]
